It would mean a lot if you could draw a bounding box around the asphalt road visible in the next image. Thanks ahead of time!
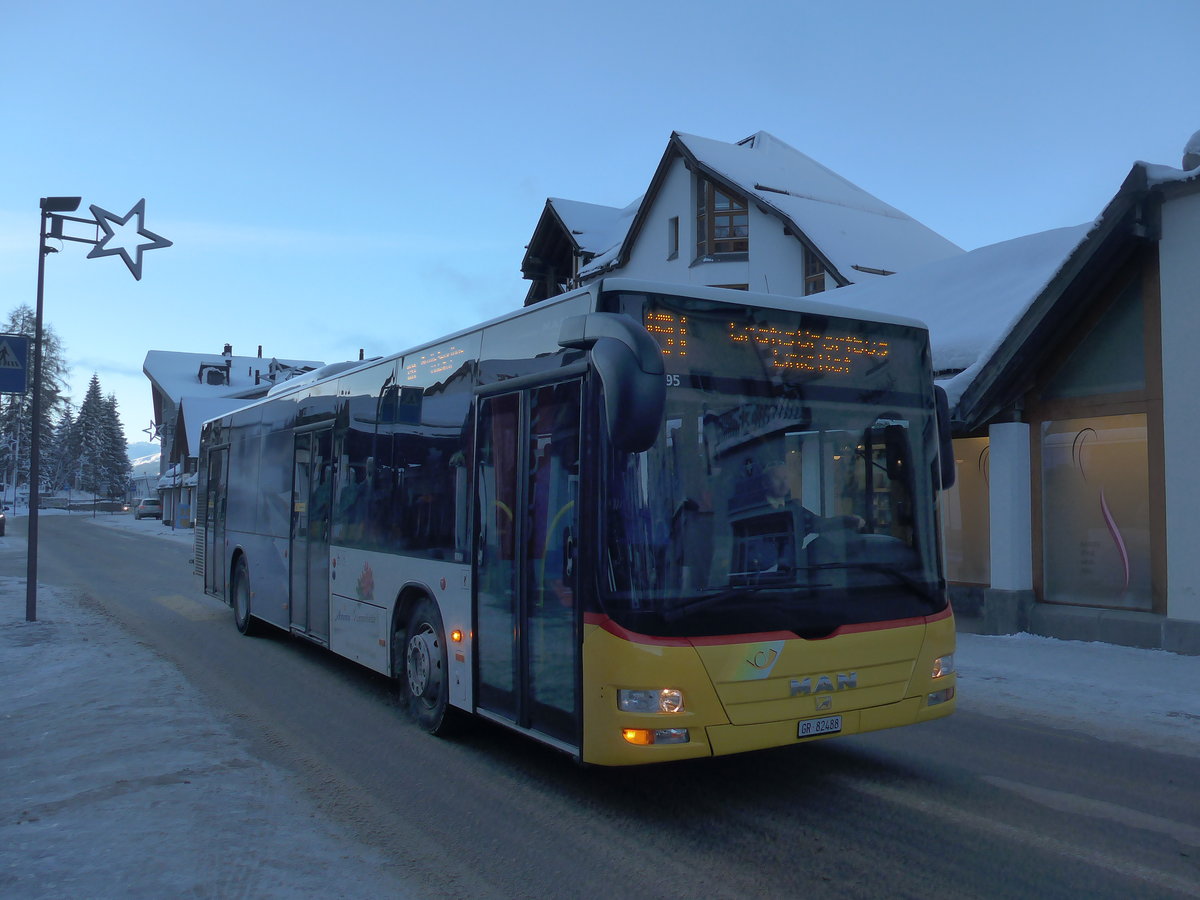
[13,515,1200,899]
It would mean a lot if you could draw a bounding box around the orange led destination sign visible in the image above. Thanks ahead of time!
[645,310,689,356]
[729,322,889,374]
[645,309,889,375]
[404,344,466,382]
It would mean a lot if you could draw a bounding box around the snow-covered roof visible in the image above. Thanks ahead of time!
[680,131,964,277]
[582,130,964,281]
[571,197,640,276]
[143,349,324,408]
[545,197,631,258]
[173,396,256,461]
[829,154,1200,426]
[827,224,1092,408]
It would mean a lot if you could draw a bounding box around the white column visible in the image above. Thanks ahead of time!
[1159,191,1200,622]
[988,422,1033,591]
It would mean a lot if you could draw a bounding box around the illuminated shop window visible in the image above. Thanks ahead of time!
[1041,415,1151,610]
[942,437,990,585]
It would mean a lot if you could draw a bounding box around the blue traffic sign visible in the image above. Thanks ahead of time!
[0,334,29,394]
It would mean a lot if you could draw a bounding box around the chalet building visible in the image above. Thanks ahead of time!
[524,128,1200,654]
[768,135,1200,655]
[143,345,323,526]
[521,130,964,303]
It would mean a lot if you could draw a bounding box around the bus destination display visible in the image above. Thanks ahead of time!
[645,306,890,377]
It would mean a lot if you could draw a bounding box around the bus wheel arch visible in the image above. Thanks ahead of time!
[231,551,262,636]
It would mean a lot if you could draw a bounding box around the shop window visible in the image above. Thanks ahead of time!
[1041,415,1152,610]
[942,437,990,584]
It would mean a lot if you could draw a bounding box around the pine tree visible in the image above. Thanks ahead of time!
[102,394,132,497]
[75,374,106,495]
[48,405,76,492]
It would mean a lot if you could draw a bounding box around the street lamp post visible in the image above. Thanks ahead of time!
[24,196,171,621]
[27,197,81,621]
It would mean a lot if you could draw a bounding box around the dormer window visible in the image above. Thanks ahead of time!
[197,363,229,386]
[803,246,827,295]
[696,178,748,258]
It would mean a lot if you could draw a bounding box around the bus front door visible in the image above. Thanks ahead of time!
[476,380,581,749]
[290,428,333,642]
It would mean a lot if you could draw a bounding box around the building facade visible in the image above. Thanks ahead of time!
[524,127,1200,654]
[143,345,323,526]
[521,131,963,303]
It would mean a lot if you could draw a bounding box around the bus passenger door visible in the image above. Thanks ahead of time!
[291,428,333,641]
[204,447,228,596]
[475,380,582,749]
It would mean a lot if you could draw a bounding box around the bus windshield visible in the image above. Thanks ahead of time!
[601,291,946,638]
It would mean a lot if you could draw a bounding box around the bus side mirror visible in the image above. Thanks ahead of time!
[560,313,666,453]
[934,385,956,490]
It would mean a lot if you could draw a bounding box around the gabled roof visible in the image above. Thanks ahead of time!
[582,130,963,281]
[949,160,1200,427]
[522,197,639,304]
[827,157,1200,428]
[522,198,622,266]
[171,397,255,462]
[549,198,630,257]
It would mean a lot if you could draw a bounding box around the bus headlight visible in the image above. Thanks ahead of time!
[617,688,685,714]
[931,654,955,679]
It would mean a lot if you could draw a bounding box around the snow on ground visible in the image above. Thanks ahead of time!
[71,505,197,546]
[0,514,416,899]
[956,632,1200,758]
[1,512,1198,897]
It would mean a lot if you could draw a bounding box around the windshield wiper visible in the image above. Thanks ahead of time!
[661,580,831,622]
[805,562,939,606]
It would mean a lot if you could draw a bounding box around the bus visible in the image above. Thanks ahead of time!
[197,278,957,765]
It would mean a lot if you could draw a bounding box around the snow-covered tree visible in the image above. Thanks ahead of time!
[0,305,68,491]
[74,374,107,495]
[47,404,76,492]
[102,393,132,497]
[71,375,132,497]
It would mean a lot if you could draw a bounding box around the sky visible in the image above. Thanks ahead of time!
[2,513,1197,894]
[1,0,1198,449]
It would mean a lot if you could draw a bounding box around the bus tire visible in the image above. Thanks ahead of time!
[232,556,261,636]
[402,597,456,735]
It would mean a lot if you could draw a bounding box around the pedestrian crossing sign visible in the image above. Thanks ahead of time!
[0,334,29,394]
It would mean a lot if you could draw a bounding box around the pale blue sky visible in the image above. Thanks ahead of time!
[1,0,1197,447]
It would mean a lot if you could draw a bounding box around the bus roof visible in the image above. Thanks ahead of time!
[207,279,931,423]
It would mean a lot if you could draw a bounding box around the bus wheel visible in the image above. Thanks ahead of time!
[403,598,455,735]
[232,557,261,636]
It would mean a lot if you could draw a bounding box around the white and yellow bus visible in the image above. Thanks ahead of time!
[197,279,957,765]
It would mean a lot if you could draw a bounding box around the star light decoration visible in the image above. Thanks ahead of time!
[85,199,172,280]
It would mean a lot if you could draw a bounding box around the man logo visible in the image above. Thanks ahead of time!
[790,672,857,696]
[815,697,833,711]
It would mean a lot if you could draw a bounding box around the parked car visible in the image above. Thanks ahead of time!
[0,506,6,536]
[134,498,162,520]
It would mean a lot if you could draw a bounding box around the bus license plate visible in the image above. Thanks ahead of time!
[798,715,842,738]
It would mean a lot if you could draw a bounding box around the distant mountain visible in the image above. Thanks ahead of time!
[126,441,158,461]
[131,454,160,477]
